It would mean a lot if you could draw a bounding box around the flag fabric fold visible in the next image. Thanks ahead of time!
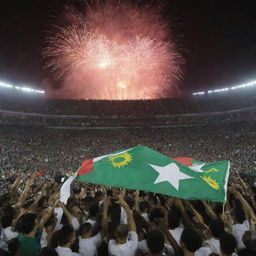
[77,146,230,202]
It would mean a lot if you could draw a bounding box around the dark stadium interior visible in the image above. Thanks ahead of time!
[1,1,256,256]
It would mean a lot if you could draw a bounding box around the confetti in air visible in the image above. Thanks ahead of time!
[43,0,183,100]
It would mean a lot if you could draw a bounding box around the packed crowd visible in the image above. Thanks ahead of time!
[1,122,255,183]
[0,170,256,256]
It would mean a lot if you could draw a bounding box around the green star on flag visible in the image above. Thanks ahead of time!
[77,146,230,202]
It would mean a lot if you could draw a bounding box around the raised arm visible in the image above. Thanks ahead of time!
[234,188,256,222]
[58,201,73,224]
[135,190,140,212]
[17,173,36,207]
[175,199,193,229]
[117,194,136,232]
[202,200,218,220]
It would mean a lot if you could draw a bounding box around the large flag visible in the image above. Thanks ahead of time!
[77,146,230,202]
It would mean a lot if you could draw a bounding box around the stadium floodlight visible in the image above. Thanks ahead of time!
[0,81,13,88]
[192,91,205,95]
[21,87,35,92]
[0,79,45,94]
[193,80,256,96]
[34,90,45,94]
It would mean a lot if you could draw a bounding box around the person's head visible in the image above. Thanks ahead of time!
[115,224,129,243]
[209,219,225,239]
[181,228,202,253]
[125,197,135,210]
[89,203,99,218]
[108,202,121,223]
[15,213,38,234]
[242,231,256,253]
[1,215,14,228]
[242,231,252,249]
[83,196,94,211]
[73,187,81,195]
[168,206,181,229]
[107,190,113,198]
[139,191,148,201]
[95,191,104,201]
[127,190,135,199]
[38,247,58,256]
[147,229,165,255]
[220,232,237,256]
[158,196,167,208]
[134,213,148,234]
[80,223,92,238]
[233,205,246,224]
[149,207,165,228]
[0,193,10,208]
[71,206,83,220]
[139,201,149,213]
[58,225,76,247]
[3,206,15,218]
[149,195,159,206]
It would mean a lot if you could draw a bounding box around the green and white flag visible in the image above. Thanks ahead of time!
[77,146,230,202]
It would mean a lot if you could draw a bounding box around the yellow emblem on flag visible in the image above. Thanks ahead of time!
[200,176,220,190]
[109,152,132,168]
[204,168,219,174]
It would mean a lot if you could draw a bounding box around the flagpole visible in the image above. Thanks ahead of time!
[222,201,226,215]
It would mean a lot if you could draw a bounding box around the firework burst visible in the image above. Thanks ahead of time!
[43,0,183,100]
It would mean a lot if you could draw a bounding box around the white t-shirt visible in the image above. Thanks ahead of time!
[56,246,81,256]
[108,231,138,256]
[141,213,149,222]
[79,233,101,256]
[0,226,19,251]
[169,226,184,245]
[40,228,48,248]
[232,220,249,250]
[55,207,64,231]
[195,247,212,256]
[203,237,220,255]
[72,217,80,231]
[137,239,148,254]
[120,207,128,224]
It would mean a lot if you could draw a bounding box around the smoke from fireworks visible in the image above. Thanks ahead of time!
[43,1,183,100]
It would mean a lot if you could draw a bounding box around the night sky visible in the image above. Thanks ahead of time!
[0,0,256,94]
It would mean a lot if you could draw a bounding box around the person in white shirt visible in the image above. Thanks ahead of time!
[0,215,19,252]
[139,201,149,222]
[54,225,80,256]
[180,228,203,256]
[86,204,100,229]
[79,195,108,256]
[146,229,166,256]
[231,206,249,250]
[202,219,225,255]
[219,233,238,256]
[79,224,102,256]
[40,215,56,248]
[108,194,138,256]
[168,206,184,246]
